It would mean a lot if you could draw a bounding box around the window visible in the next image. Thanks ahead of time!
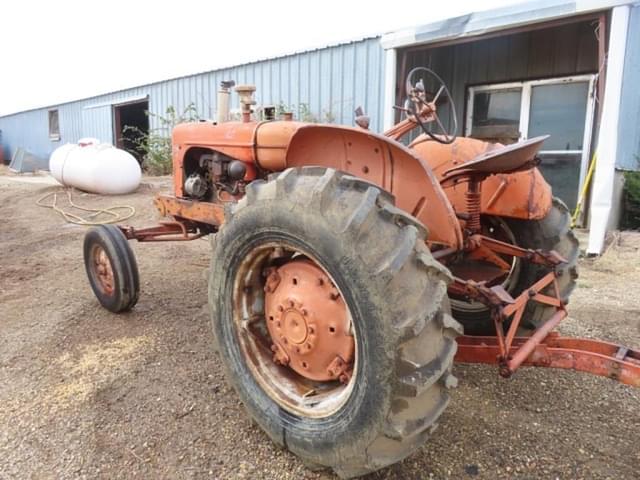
[48,109,60,141]
[470,88,522,143]
[466,75,596,211]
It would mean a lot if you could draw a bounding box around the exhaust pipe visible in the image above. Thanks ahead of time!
[217,80,235,124]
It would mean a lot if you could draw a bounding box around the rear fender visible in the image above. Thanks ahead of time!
[410,136,553,220]
[255,122,463,249]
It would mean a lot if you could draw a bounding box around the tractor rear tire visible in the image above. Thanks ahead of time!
[507,197,579,330]
[83,224,140,313]
[208,167,461,478]
[453,197,578,334]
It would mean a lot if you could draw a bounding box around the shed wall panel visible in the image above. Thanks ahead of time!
[617,5,640,171]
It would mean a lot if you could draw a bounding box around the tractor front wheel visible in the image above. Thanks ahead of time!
[83,225,140,313]
[208,167,461,478]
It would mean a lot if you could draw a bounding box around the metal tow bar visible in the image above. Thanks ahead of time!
[455,333,640,387]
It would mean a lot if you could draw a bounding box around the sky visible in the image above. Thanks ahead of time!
[0,0,522,116]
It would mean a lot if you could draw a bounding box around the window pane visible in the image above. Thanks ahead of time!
[528,82,589,150]
[537,153,582,211]
[471,88,521,143]
[48,110,60,137]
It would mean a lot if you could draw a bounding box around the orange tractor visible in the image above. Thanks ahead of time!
[83,68,639,477]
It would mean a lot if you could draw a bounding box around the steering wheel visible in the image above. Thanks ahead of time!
[404,67,458,144]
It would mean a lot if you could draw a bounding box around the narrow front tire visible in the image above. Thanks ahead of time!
[83,225,140,313]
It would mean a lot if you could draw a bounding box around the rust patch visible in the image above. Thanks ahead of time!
[264,259,354,382]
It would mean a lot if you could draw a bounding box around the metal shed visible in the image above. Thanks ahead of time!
[0,36,385,162]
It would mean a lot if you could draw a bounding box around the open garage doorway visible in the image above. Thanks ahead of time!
[394,14,604,217]
[113,98,149,164]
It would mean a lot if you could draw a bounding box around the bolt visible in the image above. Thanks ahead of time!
[288,300,295,308]
[270,344,289,366]
[301,309,308,316]
[278,305,284,312]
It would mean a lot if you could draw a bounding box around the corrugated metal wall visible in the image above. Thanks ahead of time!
[617,4,640,171]
[397,20,600,131]
[0,37,385,163]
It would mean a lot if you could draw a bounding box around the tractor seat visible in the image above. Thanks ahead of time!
[442,135,549,185]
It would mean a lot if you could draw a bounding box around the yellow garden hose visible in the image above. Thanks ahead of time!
[571,151,597,228]
[36,188,136,226]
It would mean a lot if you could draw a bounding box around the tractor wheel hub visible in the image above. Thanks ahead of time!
[282,310,308,344]
[264,259,354,382]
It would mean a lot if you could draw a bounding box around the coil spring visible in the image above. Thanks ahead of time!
[465,188,482,232]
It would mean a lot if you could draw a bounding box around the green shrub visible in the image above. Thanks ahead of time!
[123,104,200,175]
[622,169,640,230]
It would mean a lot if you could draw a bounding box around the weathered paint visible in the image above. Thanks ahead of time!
[411,136,553,220]
[171,119,464,248]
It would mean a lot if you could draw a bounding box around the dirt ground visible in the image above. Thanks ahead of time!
[1,172,639,480]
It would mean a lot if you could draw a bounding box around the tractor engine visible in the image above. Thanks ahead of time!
[182,149,247,201]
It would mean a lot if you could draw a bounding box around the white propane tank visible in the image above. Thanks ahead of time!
[49,139,141,195]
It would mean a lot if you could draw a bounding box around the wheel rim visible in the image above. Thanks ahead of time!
[232,242,358,418]
[91,244,115,296]
[450,216,521,314]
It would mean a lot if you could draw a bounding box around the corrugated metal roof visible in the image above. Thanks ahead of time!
[0,37,386,161]
[0,36,379,118]
[381,0,638,49]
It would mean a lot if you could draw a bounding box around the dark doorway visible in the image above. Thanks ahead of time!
[113,99,149,163]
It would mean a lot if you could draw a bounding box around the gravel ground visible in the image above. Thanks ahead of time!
[1,173,638,480]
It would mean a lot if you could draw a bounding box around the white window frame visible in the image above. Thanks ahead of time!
[465,74,597,200]
[48,109,61,141]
